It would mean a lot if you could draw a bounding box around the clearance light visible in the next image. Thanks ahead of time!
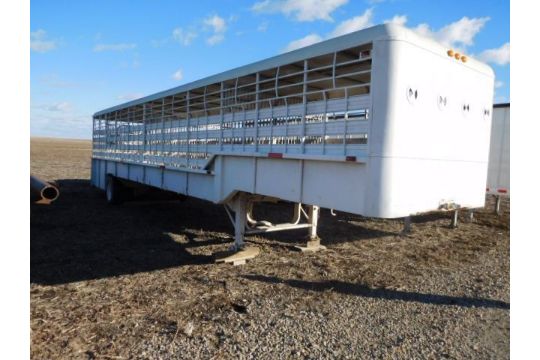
[447,49,454,57]
[345,156,357,162]
[461,55,468,63]
[497,188,508,194]
[268,152,283,159]
[454,52,461,60]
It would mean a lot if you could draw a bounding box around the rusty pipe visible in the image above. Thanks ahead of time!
[30,175,59,204]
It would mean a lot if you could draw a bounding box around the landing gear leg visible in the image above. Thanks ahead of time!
[215,194,259,265]
[296,205,326,252]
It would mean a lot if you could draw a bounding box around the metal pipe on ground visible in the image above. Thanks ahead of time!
[31,175,60,204]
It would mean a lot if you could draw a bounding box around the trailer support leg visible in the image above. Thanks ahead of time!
[215,194,260,266]
[495,195,501,215]
[451,209,459,228]
[401,216,412,235]
[467,209,475,223]
[296,205,326,253]
[232,195,247,251]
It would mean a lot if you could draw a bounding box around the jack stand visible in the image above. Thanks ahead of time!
[215,193,260,265]
[451,209,459,228]
[467,209,475,223]
[401,216,412,235]
[495,195,501,215]
[295,205,326,252]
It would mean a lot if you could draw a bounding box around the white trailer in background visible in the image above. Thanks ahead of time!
[91,24,495,259]
[487,103,510,213]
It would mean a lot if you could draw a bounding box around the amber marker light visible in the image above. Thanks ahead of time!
[454,52,461,60]
[461,55,468,63]
[447,49,454,57]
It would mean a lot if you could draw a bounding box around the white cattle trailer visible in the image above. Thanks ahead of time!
[486,103,510,212]
[91,24,494,254]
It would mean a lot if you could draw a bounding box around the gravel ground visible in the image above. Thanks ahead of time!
[31,137,509,359]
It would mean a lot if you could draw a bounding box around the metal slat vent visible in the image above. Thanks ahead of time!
[93,43,373,169]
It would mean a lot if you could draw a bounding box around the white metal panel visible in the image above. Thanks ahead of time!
[186,173,215,202]
[487,105,510,195]
[220,156,256,199]
[302,161,367,214]
[365,35,494,217]
[255,158,302,202]
[162,169,188,194]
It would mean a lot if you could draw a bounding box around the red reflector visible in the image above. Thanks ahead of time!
[268,152,283,159]
[497,188,507,194]
[345,156,357,162]
[486,187,490,192]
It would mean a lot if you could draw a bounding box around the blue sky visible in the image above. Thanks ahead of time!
[30,0,510,139]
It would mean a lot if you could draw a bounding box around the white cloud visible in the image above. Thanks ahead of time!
[414,16,490,50]
[477,42,510,65]
[31,101,91,139]
[284,8,372,52]
[117,93,144,101]
[284,33,323,52]
[93,43,137,52]
[172,27,198,46]
[172,69,184,81]
[329,8,373,37]
[204,14,227,33]
[257,21,269,32]
[494,81,504,89]
[207,33,225,45]
[31,29,58,53]
[34,102,71,112]
[384,14,407,26]
[39,74,77,88]
[252,0,349,22]
[203,14,228,45]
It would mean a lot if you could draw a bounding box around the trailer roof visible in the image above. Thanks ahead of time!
[94,23,494,117]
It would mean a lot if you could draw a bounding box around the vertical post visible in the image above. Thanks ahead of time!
[255,73,260,152]
[402,216,412,234]
[308,205,319,239]
[322,91,328,154]
[495,195,502,215]
[105,114,110,158]
[468,209,475,222]
[92,116,96,154]
[160,98,165,164]
[114,111,118,160]
[296,204,326,252]
[301,59,308,154]
[219,82,225,151]
[233,194,247,251]
[186,91,191,168]
[451,209,459,228]
[142,104,147,159]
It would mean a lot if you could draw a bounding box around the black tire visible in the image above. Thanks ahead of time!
[105,175,124,205]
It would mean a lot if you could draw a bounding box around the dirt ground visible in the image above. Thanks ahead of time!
[30,137,509,359]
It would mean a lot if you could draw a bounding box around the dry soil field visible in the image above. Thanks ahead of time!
[30,137,509,359]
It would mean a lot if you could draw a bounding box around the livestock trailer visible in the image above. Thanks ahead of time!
[91,24,494,254]
[486,103,510,212]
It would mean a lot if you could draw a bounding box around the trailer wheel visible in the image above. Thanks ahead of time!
[106,175,123,205]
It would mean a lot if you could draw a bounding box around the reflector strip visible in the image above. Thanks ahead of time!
[345,156,357,162]
[268,152,283,159]
[497,188,507,194]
